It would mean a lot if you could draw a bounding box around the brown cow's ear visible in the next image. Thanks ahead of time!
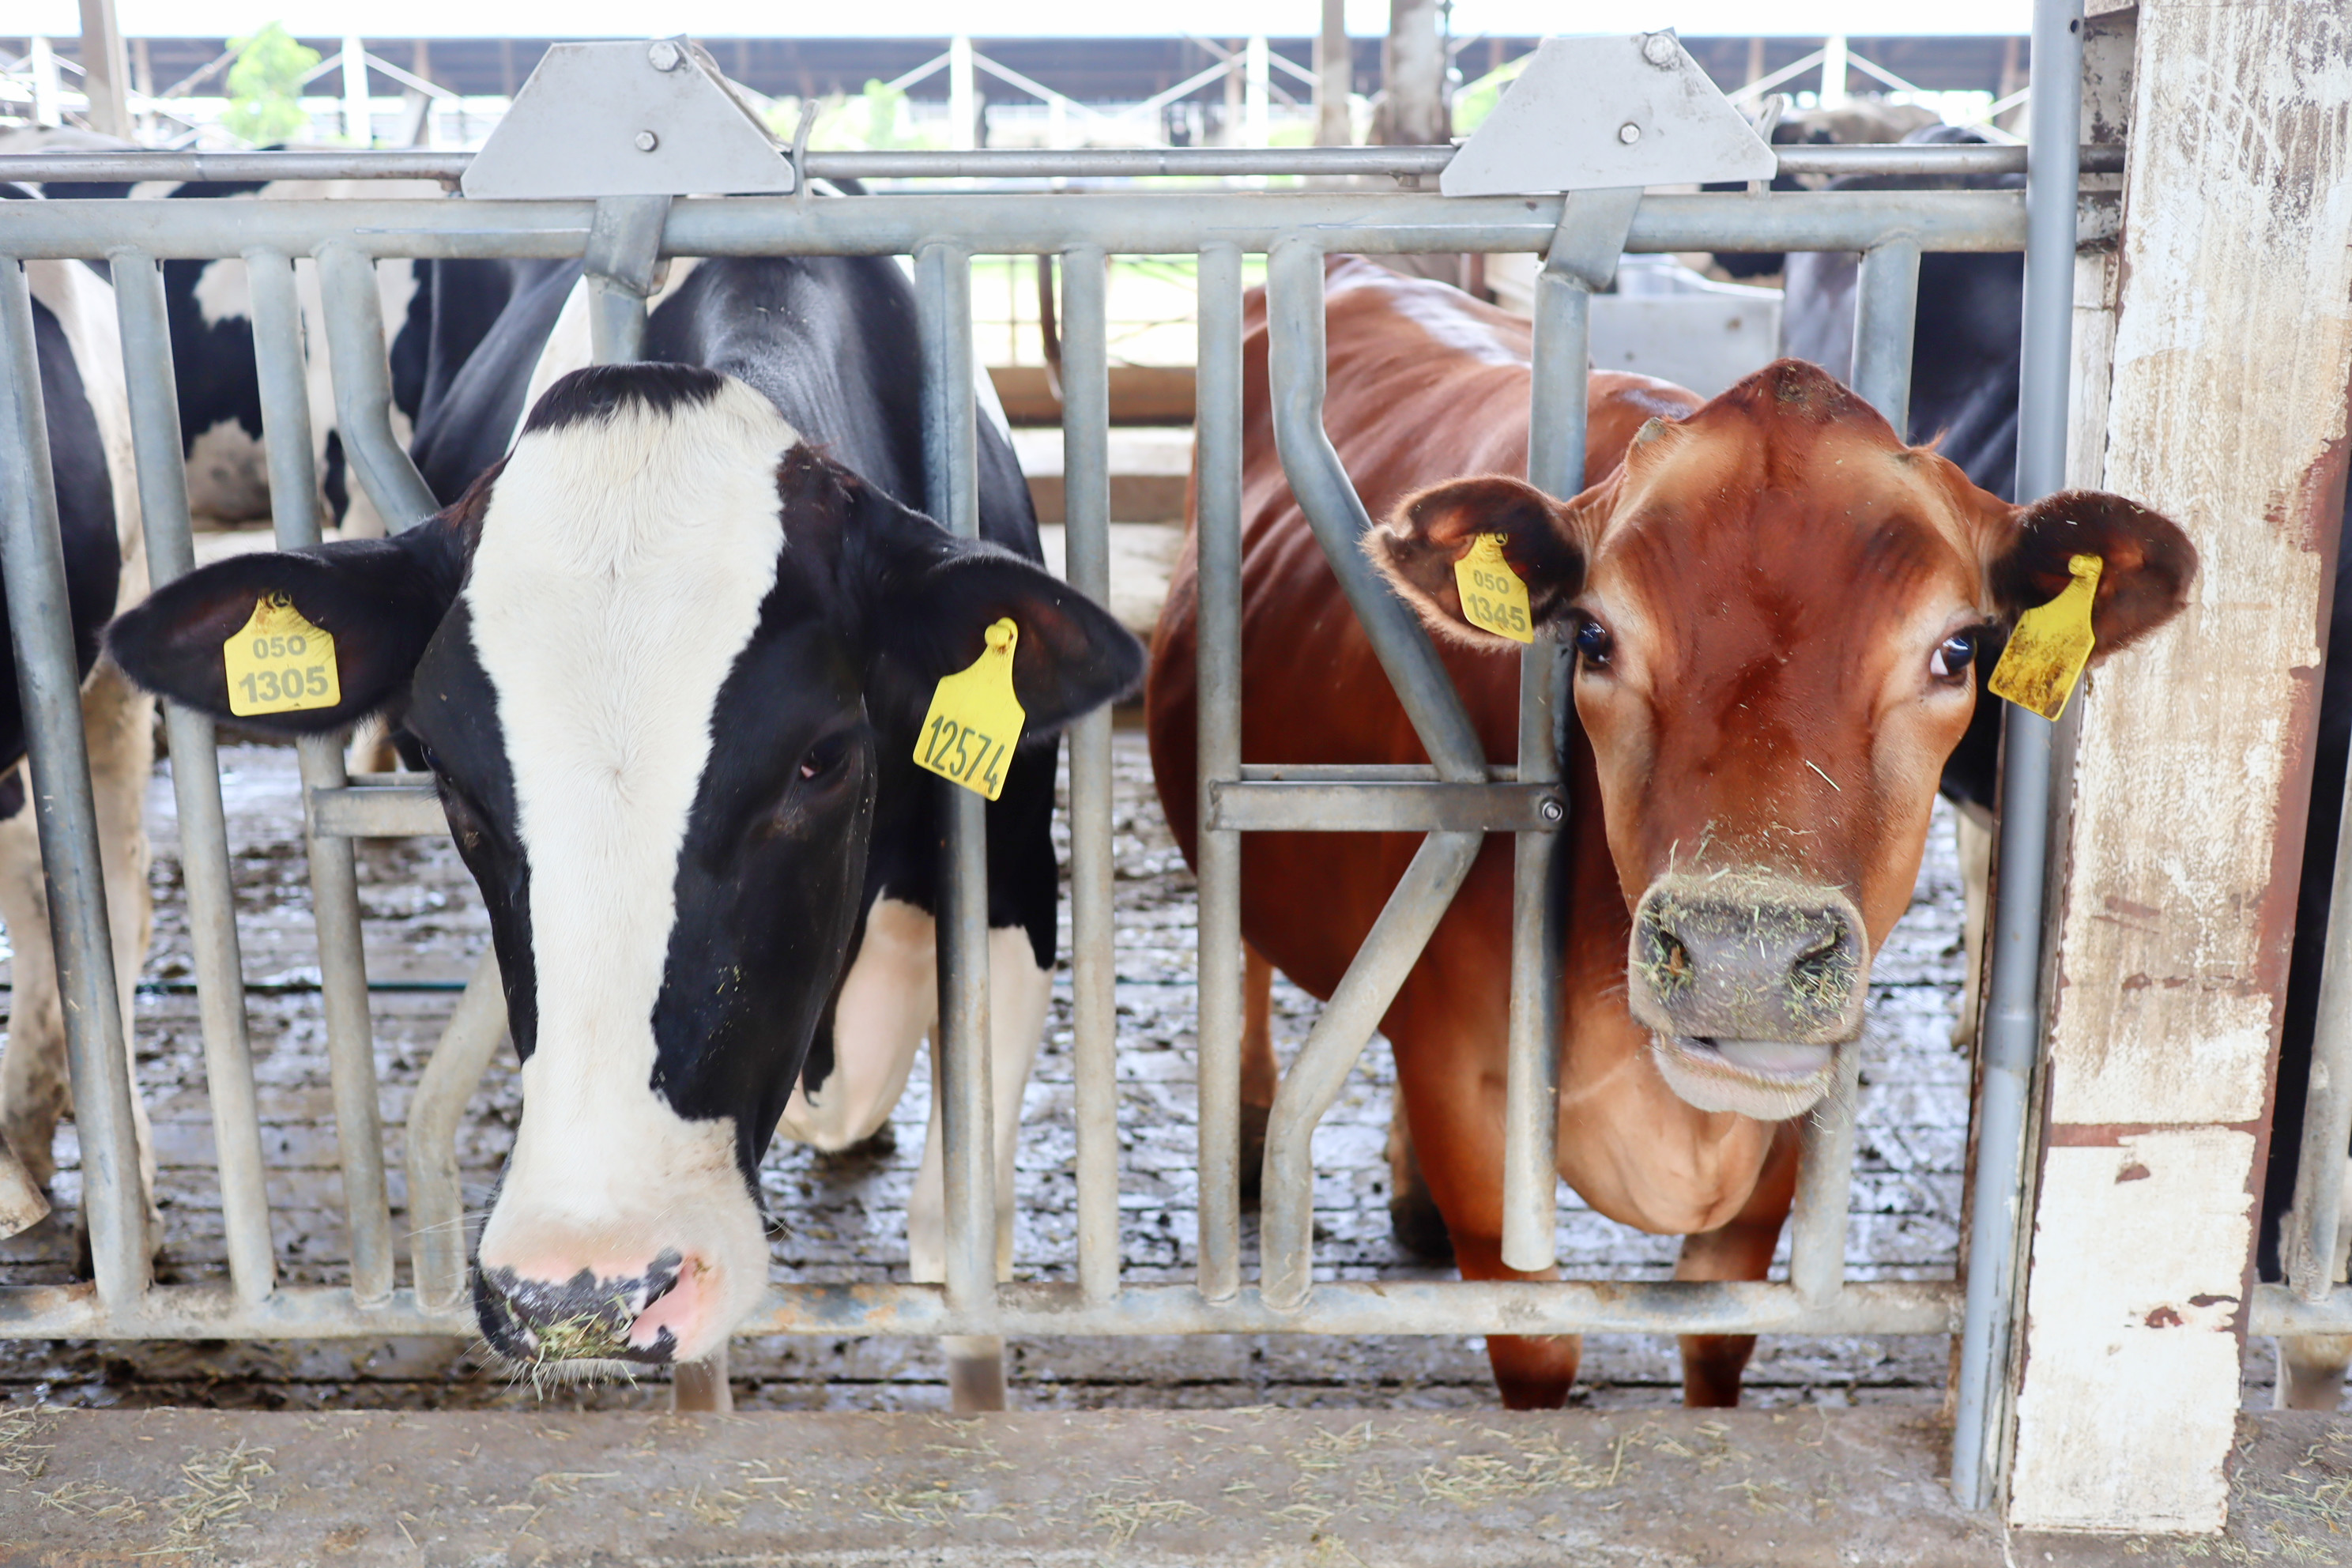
[1988,489,2199,659]
[1366,475,1589,651]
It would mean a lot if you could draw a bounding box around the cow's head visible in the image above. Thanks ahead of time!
[108,364,1142,1370]
[1369,359,2194,1120]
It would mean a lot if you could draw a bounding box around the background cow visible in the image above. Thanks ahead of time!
[1148,259,2195,1408]
[0,185,159,1249]
[107,257,1142,1408]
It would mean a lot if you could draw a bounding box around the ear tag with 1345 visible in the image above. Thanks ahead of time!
[915,617,1025,801]
[223,594,340,717]
[1988,552,2102,721]
[1453,533,1533,644]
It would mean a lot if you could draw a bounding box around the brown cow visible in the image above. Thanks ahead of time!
[1147,258,2196,1408]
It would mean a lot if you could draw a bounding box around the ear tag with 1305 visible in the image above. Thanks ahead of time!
[1453,533,1532,643]
[223,593,340,718]
[915,617,1024,801]
[1988,552,2102,721]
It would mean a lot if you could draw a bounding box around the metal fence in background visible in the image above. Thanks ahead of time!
[1,74,2316,1506]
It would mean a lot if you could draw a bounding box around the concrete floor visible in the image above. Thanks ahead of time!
[2,1406,2345,1565]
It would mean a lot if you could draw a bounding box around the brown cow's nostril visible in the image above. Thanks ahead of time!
[1627,876,1868,1048]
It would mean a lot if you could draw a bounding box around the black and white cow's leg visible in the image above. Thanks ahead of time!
[0,663,157,1242]
[2277,1155,2352,1411]
[907,925,1054,1412]
[1951,805,1993,1049]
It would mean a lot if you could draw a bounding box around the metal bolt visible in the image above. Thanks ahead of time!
[1618,122,1642,146]
[1641,32,1679,68]
[634,130,661,153]
[647,40,684,72]
[1540,797,1565,824]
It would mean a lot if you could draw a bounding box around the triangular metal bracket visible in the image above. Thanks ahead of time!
[462,37,792,200]
[1442,32,1774,198]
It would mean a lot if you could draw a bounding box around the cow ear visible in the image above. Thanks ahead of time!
[107,516,468,734]
[1988,488,2199,658]
[869,541,1145,737]
[1366,474,1590,650]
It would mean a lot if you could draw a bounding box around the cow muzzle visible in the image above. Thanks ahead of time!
[1627,872,1868,1120]
[473,1249,716,1374]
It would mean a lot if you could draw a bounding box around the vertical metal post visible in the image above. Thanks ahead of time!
[0,259,147,1303]
[1193,242,1246,1305]
[311,243,439,531]
[1060,246,1121,1304]
[2287,792,2352,1302]
[1852,239,1923,436]
[583,194,671,367]
[1954,0,2083,1511]
[1501,255,1586,1275]
[249,249,397,1308]
[915,241,996,1318]
[111,251,274,1303]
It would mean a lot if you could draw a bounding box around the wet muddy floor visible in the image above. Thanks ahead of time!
[2,723,1977,1412]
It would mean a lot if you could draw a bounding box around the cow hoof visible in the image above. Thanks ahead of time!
[1389,1188,1455,1265]
[816,1122,898,1167]
[1238,1101,1271,1209]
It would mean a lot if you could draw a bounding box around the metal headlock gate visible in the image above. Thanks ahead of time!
[1,4,2322,1509]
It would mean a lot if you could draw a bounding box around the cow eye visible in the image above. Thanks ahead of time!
[797,733,852,782]
[1574,619,1613,669]
[1931,631,1977,680]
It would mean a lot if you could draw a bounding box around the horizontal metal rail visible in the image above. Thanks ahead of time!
[0,1279,1965,1340]
[0,143,2127,187]
[1208,780,1563,833]
[0,189,2071,261]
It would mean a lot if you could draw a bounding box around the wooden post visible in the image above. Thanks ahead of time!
[1376,0,1446,147]
[2005,0,2352,1532]
[75,0,129,139]
[1316,0,1351,148]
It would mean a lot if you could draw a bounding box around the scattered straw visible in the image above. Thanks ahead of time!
[162,1442,277,1543]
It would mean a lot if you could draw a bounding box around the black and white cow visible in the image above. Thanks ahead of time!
[107,255,1143,1395]
[0,185,158,1240]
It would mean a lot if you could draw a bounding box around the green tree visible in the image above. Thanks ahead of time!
[222,24,318,148]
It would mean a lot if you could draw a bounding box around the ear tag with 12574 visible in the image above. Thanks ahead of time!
[1988,552,2102,721]
[1453,533,1533,644]
[223,593,340,718]
[914,617,1025,801]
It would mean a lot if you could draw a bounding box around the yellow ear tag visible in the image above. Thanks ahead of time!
[1453,533,1533,644]
[1988,553,2103,721]
[222,593,340,718]
[914,617,1024,801]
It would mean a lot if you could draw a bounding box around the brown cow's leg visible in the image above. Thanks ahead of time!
[1385,1112,1455,1263]
[1674,1123,1802,1407]
[1449,1231,1581,1408]
[1238,944,1278,1205]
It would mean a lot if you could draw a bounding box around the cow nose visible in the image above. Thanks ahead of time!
[1628,874,1867,1049]
[473,1249,696,1367]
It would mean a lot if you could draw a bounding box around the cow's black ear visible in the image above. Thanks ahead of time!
[1989,489,2199,659]
[866,541,1144,739]
[1366,474,1591,650]
[107,510,471,734]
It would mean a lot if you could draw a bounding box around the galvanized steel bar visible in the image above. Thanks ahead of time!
[110,251,275,1304]
[251,255,398,1308]
[2286,764,2352,1303]
[1059,244,1121,1305]
[0,1276,1962,1340]
[1952,0,2084,1513]
[583,194,670,367]
[1193,242,1246,1306]
[916,241,997,1317]
[0,190,2043,263]
[1260,831,1484,1311]
[0,141,2127,187]
[0,258,148,1304]
[2254,1284,2352,1336]
[1208,780,1562,833]
[1789,1042,1868,1304]
[405,951,506,1313]
[312,242,439,531]
[1853,239,1923,435]
[309,784,446,838]
[1264,239,1484,784]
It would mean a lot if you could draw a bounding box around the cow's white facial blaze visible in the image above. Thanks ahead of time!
[468,379,797,1365]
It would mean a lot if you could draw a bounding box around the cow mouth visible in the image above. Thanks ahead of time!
[1649,1033,1841,1120]
[473,1253,687,1377]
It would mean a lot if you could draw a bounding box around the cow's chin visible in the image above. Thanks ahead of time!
[1649,1034,1841,1121]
